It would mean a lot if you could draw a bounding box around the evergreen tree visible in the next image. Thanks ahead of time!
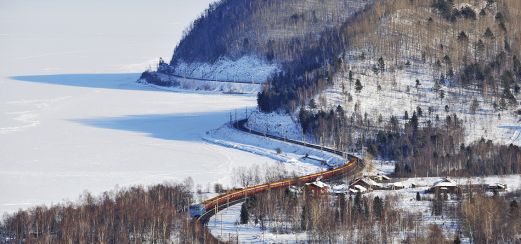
[354,191,363,214]
[454,235,462,244]
[470,98,479,114]
[309,99,317,109]
[484,28,494,39]
[410,112,419,131]
[339,194,346,223]
[513,55,521,76]
[372,196,383,219]
[355,79,363,93]
[378,56,385,73]
[240,202,249,224]
[300,205,307,230]
[511,199,519,213]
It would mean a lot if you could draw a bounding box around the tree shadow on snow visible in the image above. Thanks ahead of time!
[71,111,237,142]
[10,73,154,91]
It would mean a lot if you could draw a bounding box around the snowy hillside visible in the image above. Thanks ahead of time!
[245,110,308,142]
[320,55,521,146]
[138,56,275,93]
[139,72,262,94]
[173,56,280,83]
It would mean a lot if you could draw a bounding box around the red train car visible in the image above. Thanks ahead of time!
[190,157,359,219]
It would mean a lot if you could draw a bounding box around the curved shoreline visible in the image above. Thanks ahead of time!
[196,119,364,242]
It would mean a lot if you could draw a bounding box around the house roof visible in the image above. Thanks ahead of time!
[351,177,383,187]
[380,175,391,180]
[392,182,405,187]
[373,174,391,180]
[433,178,457,187]
[332,184,348,191]
[288,185,301,193]
[353,185,367,192]
[493,183,507,189]
[306,180,330,189]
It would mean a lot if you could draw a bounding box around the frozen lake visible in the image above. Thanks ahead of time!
[0,0,277,214]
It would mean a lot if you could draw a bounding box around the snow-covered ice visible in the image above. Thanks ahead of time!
[0,73,288,214]
[0,0,278,215]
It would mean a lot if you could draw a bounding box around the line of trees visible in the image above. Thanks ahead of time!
[460,191,521,243]
[236,175,521,242]
[1,183,214,243]
[240,187,460,243]
[296,101,521,177]
[368,114,521,177]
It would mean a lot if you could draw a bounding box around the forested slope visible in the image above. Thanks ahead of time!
[140,0,521,177]
[259,0,521,112]
[170,0,371,65]
[140,0,373,85]
[277,0,521,177]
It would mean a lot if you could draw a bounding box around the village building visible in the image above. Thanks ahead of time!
[288,185,302,195]
[330,184,349,195]
[487,183,507,192]
[369,174,391,182]
[352,185,367,193]
[389,181,405,190]
[305,180,330,194]
[430,178,460,193]
[350,177,383,191]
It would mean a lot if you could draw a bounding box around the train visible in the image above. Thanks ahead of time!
[190,156,359,219]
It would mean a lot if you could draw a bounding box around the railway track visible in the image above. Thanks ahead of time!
[191,119,363,241]
[170,74,263,85]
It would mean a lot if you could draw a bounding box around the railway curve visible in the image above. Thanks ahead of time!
[191,119,364,241]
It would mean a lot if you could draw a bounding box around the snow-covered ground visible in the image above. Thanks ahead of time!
[204,122,347,179]
[208,203,308,243]
[208,167,521,243]
[366,174,521,242]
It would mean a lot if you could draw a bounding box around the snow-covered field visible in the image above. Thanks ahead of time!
[208,203,308,243]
